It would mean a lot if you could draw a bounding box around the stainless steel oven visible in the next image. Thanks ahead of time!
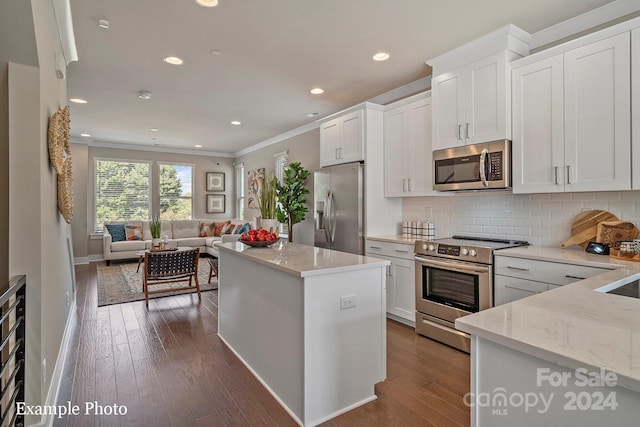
[414,236,528,353]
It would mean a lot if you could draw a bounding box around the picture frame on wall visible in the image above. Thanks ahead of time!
[206,194,226,213]
[206,172,225,192]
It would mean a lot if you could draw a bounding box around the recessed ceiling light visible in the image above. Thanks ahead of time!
[98,19,109,29]
[310,88,324,95]
[194,144,203,148]
[69,98,87,104]
[163,56,183,65]
[195,0,219,7]
[149,128,159,132]
[211,49,222,56]
[138,90,151,100]
[372,52,390,61]
[80,133,91,137]
[230,121,242,125]
[307,112,320,117]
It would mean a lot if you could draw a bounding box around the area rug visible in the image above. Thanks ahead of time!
[97,259,217,307]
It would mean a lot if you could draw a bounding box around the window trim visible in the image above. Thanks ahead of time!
[235,163,245,220]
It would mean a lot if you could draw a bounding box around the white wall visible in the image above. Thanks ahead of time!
[403,190,640,247]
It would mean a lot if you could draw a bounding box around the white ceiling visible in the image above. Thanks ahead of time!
[67,0,614,155]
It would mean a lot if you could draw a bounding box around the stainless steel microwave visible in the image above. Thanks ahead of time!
[433,140,511,191]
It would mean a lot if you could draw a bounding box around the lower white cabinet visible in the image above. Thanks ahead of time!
[494,255,612,305]
[366,239,415,325]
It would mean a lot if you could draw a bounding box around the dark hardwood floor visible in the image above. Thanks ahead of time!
[54,262,470,426]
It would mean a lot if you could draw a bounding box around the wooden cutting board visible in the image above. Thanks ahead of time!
[596,221,639,246]
[560,210,619,249]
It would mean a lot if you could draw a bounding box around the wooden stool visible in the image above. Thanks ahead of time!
[207,257,219,289]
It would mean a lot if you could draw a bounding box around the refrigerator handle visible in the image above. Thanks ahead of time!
[323,194,332,243]
[328,191,337,243]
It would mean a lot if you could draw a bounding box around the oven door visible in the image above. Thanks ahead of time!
[415,256,492,323]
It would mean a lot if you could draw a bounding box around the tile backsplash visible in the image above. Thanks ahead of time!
[402,191,640,247]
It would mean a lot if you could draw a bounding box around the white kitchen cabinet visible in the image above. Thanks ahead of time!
[432,52,513,151]
[632,28,640,190]
[366,239,415,326]
[512,31,631,193]
[384,93,436,197]
[494,255,612,306]
[320,109,363,167]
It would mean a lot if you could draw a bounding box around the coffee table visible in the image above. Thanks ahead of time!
[136,247,190,273]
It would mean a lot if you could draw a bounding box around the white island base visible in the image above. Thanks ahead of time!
[217,242,389,427]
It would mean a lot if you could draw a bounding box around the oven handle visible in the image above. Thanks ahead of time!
[415,256,490,275]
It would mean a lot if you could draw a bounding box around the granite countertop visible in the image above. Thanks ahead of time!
[366,234,420,245]
[456,245,640,393]
[217,241,389,278]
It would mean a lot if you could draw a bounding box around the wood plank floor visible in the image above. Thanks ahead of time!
[54,261,470,427]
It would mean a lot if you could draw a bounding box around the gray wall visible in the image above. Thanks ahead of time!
[71,144,235,258]
[235,129,320,245]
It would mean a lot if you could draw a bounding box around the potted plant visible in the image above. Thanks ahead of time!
[276,162,310,242]
[150,215,162,248]
[258,172,279,233]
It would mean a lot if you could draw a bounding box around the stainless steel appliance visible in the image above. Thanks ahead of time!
[414,235,528,352]
[314,162,364,255]
[433,140,511,191]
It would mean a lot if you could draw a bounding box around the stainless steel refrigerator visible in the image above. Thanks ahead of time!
[314,162,364,255]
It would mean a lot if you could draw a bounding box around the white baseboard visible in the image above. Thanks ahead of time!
[73,257,89,265]
[30,301,77,427]
[386,313,415,329]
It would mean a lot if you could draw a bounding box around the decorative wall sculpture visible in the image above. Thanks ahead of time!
[48,106,74,223]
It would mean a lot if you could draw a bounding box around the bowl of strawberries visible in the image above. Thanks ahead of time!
[239,228,279,247]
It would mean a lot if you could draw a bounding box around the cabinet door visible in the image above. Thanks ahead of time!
[466,53,509,144]
[320,119,340,167]
[340,110,364,164]
[512,55,565,194]
[406,97,435,196]
[564,32,631,192]
[633,29,640,190]
[384,105,407,197]
[432,71,465,150]
[388,258,415,322]
[494,275,548,306]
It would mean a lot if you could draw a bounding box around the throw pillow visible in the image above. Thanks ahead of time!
[213,220,231,237]
[199,221,214,237]
[105,224,126,242]
[125,224,143,241]
[234,222,251,235]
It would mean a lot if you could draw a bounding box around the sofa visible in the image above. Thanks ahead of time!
[102,219,252,264]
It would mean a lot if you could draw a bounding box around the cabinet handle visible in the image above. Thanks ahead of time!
[554,166,559,185]
[394,249,409,253]
[566,165,571,184]
[507,266,530,272]
[370,246,382,250]
[565,275,586,281]
[458,125,463,140]
[466,123,470,140]
[335,148,339,159]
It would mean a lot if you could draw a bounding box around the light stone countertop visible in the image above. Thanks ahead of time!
[217,240,389,278]
[366,234,420,245]
[456,245,640,393]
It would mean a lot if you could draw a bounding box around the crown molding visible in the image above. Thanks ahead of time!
[233,120,320,158]
[78,138,235,158]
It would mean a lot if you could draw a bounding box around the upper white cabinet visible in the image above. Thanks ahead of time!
[384,93,436,197]
[428,25,531,151]
[320,109,364,167]
[633,28,640,190]
[512,31,631,193]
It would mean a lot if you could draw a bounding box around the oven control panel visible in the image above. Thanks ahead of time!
[437,244,460,256]
[416,241,490,263]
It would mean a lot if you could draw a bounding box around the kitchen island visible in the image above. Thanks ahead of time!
[456,246,640,426]
[216,241,390,427]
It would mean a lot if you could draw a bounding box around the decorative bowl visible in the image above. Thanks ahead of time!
[240,239,278,248]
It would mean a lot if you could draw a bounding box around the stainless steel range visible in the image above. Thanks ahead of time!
[414,235,528,352]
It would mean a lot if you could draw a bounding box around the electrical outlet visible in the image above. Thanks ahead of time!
[42,358,47,385]
[66,291,70,307]
[340,295,357,310]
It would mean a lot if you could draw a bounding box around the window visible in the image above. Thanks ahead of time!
[159,163,193,220]
[94,159,151,232]
[274,151,289,184]
[235,163,245,219]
